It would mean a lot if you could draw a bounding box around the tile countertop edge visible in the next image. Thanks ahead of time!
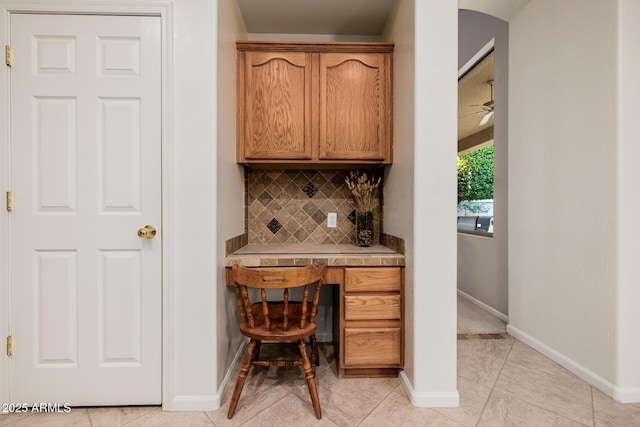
[225,251,405,268]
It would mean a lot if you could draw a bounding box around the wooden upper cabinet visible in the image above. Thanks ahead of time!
[237,42,393,166]
[238,51,312,160]
[318,53,391,161]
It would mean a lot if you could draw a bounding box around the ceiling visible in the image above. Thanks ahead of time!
[237,0,396,36]
[458,52,495,142]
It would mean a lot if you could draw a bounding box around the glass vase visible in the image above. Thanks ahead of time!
[355,209,374,247]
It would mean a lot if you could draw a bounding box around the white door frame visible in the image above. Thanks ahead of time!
[0,0,174,409]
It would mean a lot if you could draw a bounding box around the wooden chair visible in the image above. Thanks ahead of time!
[227,264,327,419]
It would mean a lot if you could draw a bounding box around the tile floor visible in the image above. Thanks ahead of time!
[2,301,639,426]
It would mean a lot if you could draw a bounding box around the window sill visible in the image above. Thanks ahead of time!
[457,229,493,238]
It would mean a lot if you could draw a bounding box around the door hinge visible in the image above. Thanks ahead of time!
[5,45,12,67]
[6,191,12,211]
[6,336,12,356]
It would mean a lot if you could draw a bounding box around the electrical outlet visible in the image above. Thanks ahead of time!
[327,212,337,228]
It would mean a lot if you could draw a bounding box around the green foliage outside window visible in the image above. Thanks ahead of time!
[457,145,494,202]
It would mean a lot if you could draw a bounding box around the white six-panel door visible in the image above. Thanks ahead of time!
[9,14,161,405]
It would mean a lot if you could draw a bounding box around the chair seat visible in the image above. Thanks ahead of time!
[240,302,317,341]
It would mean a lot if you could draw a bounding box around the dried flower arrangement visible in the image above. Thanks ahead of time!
[345,171,381,246]
[345,170,381,213]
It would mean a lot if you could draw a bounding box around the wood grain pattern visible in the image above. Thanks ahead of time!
[240,51,311,160]
[236,42,393,166]
[344,267,401,292]
[344,294,401,320]
[318,53,390,160]
[344,327,401,366]
[339,267,403,376]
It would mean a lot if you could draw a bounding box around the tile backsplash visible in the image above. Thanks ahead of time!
[247,169,382,244]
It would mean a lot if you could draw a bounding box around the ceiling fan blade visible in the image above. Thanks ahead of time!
[479,110,494,126]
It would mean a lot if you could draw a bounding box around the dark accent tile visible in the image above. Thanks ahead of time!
[302,182,319,198]
[266,218,282,234]
[347,209,356,225]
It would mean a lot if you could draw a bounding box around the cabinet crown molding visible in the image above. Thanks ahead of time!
[236,41,394,53]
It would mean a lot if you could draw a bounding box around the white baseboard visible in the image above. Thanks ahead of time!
[507,325,639,403]
[613,387,640,403]
[166,395,220,412]
[457,289,508,323]
[164,338,247,411]
[398,371,459,407]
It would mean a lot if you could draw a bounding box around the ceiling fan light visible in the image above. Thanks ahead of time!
[479,110,494,126]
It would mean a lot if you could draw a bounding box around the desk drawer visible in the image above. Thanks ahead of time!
[345,295,401,320]
[344,328,401,366]
[345,268,401,292]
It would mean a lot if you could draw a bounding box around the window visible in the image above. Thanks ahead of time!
[457,145,493,234]
[458,49,494,235]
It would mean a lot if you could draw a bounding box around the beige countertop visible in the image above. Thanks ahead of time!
[226,243,404,267]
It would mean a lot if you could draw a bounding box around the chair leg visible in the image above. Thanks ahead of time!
[310,334,319,366]
[252,340,262,361]
[227,339,256,419]
[298,339,321,419]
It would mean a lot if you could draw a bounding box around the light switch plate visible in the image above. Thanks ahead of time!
[327,212,337,228]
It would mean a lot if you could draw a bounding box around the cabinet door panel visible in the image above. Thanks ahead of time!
[241,51,312,160]
[344,328,401,366]
[318,53,390,161]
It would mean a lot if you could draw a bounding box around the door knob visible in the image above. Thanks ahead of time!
[137,225,156,239]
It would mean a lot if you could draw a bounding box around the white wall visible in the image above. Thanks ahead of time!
[616,0,640,403]
[216,0,247,400]
[169,0,220,410]
[383,0,459,406]
[457,10,509,316]
[458,0,531,22]
[508,0,619,390]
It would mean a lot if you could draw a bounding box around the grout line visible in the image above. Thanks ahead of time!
[473,336,516,426]
[489,336,515,389]
[489,340,593,426]
[354,378,397,427]
[590,386,596,427]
